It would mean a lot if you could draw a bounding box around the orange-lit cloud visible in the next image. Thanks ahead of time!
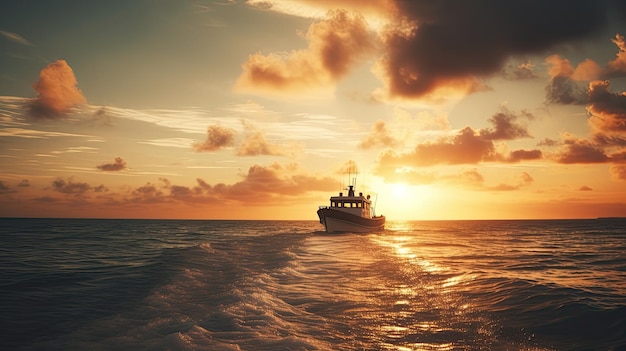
[96,163,337,206]
[96,157,127,172]
[372,109,543,181]
[236,131,302,157]
[486,171,534,191]
[193,125,236,152]
[606,34,626,77]
[610,164,626,180]
[556,137,609,164]
[29,59,87,119]
[375,126,541,169]
[0,164,339,217]
[235,10,376,95]
[235,122,302,157]
[358,120,400,149]
[586,80,626,133]
[247,0,398,21]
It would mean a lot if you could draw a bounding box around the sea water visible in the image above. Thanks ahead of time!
[1,218,624,351]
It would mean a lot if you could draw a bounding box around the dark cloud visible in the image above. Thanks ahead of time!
[556,138,610,164]
[537,138,559,147]
[545,76,588,105]
[96,157,127,172]
[501,61,538,80]
[479,108,533,140]
[378,0,619,99]
[545,35,626,105]
[0,181,15,194]
[506,149,542,163]
[51,178,94,195]
[29,59,87,119]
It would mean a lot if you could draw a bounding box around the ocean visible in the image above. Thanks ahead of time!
[1,218,624,351]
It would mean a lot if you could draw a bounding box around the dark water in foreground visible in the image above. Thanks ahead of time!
[1,218,624,351]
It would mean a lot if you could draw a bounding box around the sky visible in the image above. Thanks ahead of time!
[1,0,626,220]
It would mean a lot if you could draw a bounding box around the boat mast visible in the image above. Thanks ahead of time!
[372,193,378,217]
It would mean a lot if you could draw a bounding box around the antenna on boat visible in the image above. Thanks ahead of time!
[372,193,379,217]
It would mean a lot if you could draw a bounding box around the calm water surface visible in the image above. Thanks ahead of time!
[1,218,624,350]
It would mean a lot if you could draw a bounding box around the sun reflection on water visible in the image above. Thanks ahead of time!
[364,231,483,350]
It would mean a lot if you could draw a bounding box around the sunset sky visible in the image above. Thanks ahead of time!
[1,0,626,220]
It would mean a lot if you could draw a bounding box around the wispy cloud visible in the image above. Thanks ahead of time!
[0,127,94,139]
[0,30,32,46]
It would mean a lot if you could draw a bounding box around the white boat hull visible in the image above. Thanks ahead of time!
[317,208,385,233]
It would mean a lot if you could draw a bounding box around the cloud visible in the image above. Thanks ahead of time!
[96,157,127,172]
[377,127,494,167]
[358,120,400,149]
[546,80,626,165]
[0,181,16,194]
[586,80,626,133]
[193,125,236,152]
[605,34,626,78]
[545,35,626,105]
[0,127,94,139]
[610,164,626,180]
[126,163,338,205]
[29,59,87,119]
[501,61,538,80]
[579,185,593,191]
[556,137,609,164]
[544,55,588,105]
[235,10,376,95]
[375,0,620,100]
[236,131,301,157]
[0,30,32,46]
[374,107,540,170]
[235,123,303,157]
[506,149,543,163]
[248,2,624,102]
[479,108,533,140]
[50,177,105,195]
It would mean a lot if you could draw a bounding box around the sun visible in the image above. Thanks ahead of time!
[374,182,439,220]
[391,183,408,199]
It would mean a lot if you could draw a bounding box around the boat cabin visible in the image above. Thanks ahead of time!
[328,185,374,219]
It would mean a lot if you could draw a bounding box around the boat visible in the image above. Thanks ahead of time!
[317,184,385,233]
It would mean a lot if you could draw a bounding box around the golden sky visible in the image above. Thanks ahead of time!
[1,0,625,220]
